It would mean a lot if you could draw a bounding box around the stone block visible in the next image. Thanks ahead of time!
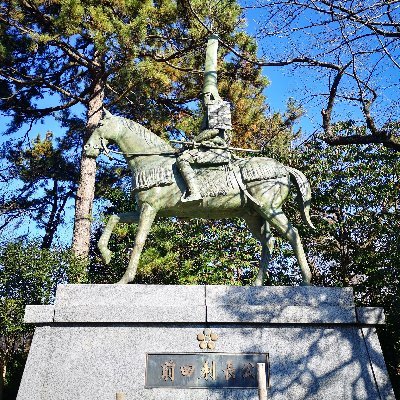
[207,304,356,324]
[205,285,354,307]
[55,284,206,307]
[18,323,395,400]
[17,285,395,400]
[24,305,54,324]
[54,305,206,323]
[356,307,386,325]
[53,284,207,323]
[361,327,396,400]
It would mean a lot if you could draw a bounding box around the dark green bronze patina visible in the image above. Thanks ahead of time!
[84,35,314,285]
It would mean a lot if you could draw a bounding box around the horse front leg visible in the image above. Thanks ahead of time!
[98,211,140,264]
[118,203,157,284]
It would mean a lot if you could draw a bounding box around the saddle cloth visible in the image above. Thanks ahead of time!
[240,157,288,182]
[132,158,288,195]
[194,164,238,197]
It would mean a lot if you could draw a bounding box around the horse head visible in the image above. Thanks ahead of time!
[84,109,115,158]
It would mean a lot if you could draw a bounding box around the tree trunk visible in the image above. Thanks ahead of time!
[0,361,5,400]
[41,180,59,249]
[72,79,104,262]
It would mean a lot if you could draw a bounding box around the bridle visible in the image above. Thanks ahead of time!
[98,136,178,158]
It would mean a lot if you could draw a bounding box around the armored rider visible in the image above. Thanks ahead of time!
[177,34,232,202]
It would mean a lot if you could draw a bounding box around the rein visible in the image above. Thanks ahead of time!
[99,138,263,158]
[100,138,178,157]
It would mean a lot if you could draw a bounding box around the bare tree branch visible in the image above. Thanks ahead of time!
[321,61,352,138]
[324,133,400,151]
[244,0,400,151]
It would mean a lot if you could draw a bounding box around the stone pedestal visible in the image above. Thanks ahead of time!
[17,285,395,400]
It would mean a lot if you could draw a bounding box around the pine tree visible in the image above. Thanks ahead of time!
[0,0,267,261]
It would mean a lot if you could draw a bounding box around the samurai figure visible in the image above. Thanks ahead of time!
[177,34,232,202]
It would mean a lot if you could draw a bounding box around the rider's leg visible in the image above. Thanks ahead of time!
[177,152,202,202]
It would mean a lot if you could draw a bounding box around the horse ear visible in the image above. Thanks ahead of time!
[103,109,112,119]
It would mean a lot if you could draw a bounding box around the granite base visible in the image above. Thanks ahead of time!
[17,285,395,400]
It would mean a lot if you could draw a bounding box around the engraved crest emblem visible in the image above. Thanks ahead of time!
[197,328,219,350]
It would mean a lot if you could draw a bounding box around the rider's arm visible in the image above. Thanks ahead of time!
[194,129,220,142]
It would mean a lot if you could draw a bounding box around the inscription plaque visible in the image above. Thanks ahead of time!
[145,353,270,389]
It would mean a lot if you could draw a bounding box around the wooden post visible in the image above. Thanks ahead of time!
[257,363,267,400]
[116,392,126,400]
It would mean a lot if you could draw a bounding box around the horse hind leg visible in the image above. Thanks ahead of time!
[118,203,157,284]
[98,211,140,265]
[244,215,275,286]
[260,208,312,285]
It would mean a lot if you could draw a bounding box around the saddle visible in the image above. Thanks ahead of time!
[193,147,231,165]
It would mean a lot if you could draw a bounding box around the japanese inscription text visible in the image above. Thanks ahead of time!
[145,353,269,389]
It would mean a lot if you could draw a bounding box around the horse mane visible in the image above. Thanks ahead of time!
[116,115,173,151]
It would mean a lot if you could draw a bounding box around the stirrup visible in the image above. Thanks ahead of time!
[181,192,202,202]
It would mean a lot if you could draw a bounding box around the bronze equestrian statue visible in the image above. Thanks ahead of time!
[84,35,314,285]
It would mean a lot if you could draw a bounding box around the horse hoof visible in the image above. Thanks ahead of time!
[101,248,113,265]
[117,273,134,284]
[181,192,202,202]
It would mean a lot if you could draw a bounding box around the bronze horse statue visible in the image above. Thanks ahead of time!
[85,110,314,285]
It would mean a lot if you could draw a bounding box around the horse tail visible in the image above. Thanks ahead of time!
[286,166,315,229]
